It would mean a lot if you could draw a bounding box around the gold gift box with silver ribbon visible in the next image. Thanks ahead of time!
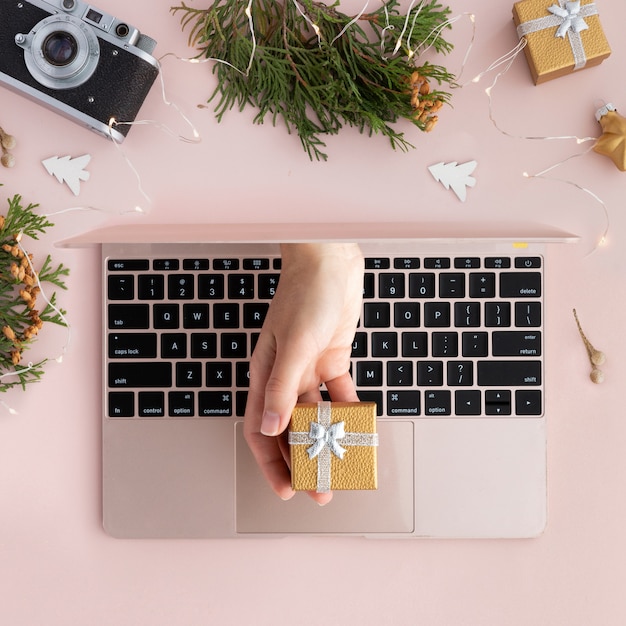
[288,402,378,493]
[513,0,611,84]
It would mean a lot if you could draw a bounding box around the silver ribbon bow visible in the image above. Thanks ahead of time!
[288,401,379,493]
[548,2,588,38]
[516,0,598,70]
[307,420,347,460]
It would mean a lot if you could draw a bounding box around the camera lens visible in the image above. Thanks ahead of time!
[42,32,78,66]
[62,0,76,9]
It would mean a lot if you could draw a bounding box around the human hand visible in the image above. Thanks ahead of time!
[243,243,364,505]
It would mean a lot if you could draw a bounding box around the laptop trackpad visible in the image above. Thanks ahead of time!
[235,420,414,535]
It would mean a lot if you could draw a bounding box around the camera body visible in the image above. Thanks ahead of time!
[0,0,160,142]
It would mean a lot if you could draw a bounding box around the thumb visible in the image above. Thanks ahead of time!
[260,342,313,436]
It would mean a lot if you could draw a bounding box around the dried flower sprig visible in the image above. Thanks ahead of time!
[573,308,606,384]
[0,126,16,169]
[172,0,456,160]
[0,192,69,392]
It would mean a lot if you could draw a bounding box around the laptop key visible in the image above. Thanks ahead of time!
[372,332,398,357]
[205,362,233,387]
[138,275,165,300]
[454,302,481,327]
[477,361,541,386]
[138,391,165,417]
[243,258,270,270]
[484,256,511,269]
[108,304,149,329]
[418,361,444,386]
[432,332,458,357]
[363,303,390,327]
[402,332,428,357]
[439,273,465,298]
[387,361,414,386]
[356,361,383,386]
[425,391,451,415]
[492,331,542,357]
[500,272,541,298]
[258,274,280,299]
[109,362,172,387]
[191,333,217,358]
[485,302,511,327]
[485,390,511,416]
[469,272,495,298]
[516,390,542,415]
[447,361,473,386]
[356,391,383,415]
[228,274,255,299]
[409,273,435,298]
[515,302,542,327]
[153,304,180,329]
[236,362,250,387]
[235,391,248,416]
[169,391,194,417]
[183,258,209,270]
[379,273,405,298]
[168,274,195,299]
[161,333,187,358]
[109,333,157,358]
[424,302,450,327]
[243,303,269,328]
[214,303,239,328]
[108,259,149,271]
[176,362,203,387]
[394,302,420,327]
[108,391,135,417]
[461,332,488,357]
[221,333,247,358]
[387,390,420,415]
[154,259,179,271]
[515,257,542,269]
[108,275,134,300]
[351,332,368,357]
[198,274,224,299]
[455,390,481,415]
[199,391,233,416]
[183,304,210,328]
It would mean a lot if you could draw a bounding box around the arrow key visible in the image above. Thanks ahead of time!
[455,390,481,415]
[515,390,542,416]
[485,390,511,416]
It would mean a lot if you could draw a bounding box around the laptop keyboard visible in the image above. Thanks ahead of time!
[105,251,543,419]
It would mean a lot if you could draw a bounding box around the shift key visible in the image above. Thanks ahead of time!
[109,362,172,387]
[478,361,541,386]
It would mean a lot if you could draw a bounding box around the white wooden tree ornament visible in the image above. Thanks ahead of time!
[428,160,477,202]
[42,154,92,196]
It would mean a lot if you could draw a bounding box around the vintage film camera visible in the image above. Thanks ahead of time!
[0,0,160,142]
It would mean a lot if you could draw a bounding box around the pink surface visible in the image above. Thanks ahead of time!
[1,0,625,623]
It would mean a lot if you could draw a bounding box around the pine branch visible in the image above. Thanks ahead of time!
[172,0,456,160]
[0,192,69,393]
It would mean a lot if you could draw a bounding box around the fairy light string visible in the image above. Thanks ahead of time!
[451,15,609,251]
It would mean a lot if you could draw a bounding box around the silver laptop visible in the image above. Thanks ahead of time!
[62,221,577,538]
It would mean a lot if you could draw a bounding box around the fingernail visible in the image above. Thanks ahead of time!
[260,411,280,436]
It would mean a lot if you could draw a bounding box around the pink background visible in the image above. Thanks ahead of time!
[2,0,625,623]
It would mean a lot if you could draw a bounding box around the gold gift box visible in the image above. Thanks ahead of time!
[513,0,611,84]
[288,402,378,493]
